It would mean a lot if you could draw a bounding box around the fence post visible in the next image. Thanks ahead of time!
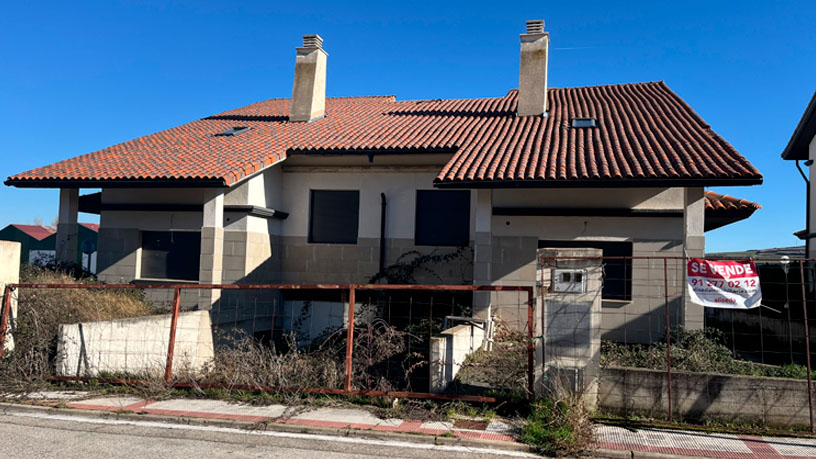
[0,286,12,358]
[664,258,673,423]
[344,286,356,392]
[798,260,814,433]
[164,287,182,383]
[527,287,535,401]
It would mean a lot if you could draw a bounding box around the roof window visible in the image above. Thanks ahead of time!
[213,126,250,137]
[570,117,597,128]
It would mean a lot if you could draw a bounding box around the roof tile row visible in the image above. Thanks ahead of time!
[6,82,762,187]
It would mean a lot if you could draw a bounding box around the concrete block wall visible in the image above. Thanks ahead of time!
[487,236,538,330]
[278,236,472,285]
[600,366,815,428]
[601,240,685,344]
[96,227,140,283]
[487,231,686,343]
[56,310,214,378]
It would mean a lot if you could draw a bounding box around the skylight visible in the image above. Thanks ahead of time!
[570,117,597,128]
[214,126,251,137]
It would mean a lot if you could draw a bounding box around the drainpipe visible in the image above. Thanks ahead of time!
[797,160,811,258]
[379,193,387,274]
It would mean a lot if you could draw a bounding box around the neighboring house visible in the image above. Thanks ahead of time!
[781,91,816,258]
[4,21,763,342]
[0,223,99,272]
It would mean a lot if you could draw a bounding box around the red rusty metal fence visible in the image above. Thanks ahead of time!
[0,283,534,404]
[3,254,816,432]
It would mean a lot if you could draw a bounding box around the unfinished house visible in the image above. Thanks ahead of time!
[6,21,763,345]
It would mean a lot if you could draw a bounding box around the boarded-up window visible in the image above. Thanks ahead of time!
[415,190,470,247]
[140,231,201,281]
[309,190,359,244]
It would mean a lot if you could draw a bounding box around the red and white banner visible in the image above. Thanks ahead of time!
[687,259,762,309]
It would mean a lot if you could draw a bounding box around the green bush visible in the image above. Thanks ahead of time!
[601,328,810,379]
[521,398,593,456]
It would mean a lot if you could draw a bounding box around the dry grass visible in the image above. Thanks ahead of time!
[0,265,156,393]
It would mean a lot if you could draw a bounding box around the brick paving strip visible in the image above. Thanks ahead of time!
[596,425,816,458]
[14,392,816,458]
[56,395,518,442]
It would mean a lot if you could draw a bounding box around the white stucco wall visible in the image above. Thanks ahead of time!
[493,215,683,241]
[492,187,684,210]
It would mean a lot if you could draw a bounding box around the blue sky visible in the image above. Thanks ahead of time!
[1,1,814,252]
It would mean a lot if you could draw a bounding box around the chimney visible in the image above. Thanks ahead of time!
[289,34,328,122]
[517,20,549,117]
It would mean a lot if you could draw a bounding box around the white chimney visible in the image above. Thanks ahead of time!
[289,34,328,122]
[517,20,549,117]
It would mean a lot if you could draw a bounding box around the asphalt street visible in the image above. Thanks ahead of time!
[0,409,537,458]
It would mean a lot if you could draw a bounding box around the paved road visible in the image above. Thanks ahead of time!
[0,410,536,459]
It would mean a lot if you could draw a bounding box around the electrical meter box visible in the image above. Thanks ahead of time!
[552,268,587,294]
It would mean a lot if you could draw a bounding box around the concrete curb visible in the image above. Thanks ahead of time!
[0,402,532,454]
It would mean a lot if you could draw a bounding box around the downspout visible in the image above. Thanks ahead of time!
[379,193,387,274]
[797,160,810,258]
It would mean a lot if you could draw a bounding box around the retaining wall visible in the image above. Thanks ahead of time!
[599,366,815,428]
[56,310,214,378]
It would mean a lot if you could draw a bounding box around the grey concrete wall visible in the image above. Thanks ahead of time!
[599,366,815,428]
[278,236,473,285]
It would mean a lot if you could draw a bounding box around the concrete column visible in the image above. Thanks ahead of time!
[473,189,493,319]
[199,191,224,310]
[683,187,705,330]
[56,188,79,265]
[0,241,20,352]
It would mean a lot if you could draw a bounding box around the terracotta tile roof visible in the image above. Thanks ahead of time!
[6,81,762,188]
[80,223,100,232]
[11,224,55,241]
[704,190,761,212]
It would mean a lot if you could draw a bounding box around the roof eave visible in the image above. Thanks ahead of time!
[4,178,229,189]
[781,91,816,161]
[433,177,764,189]
[704,208,758,232]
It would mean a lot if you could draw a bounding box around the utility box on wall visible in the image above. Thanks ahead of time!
[536,248,602,408]
[552,268,587,294]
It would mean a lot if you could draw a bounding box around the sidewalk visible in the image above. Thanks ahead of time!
[8,391,816,458]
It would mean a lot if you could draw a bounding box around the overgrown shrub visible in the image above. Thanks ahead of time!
[0,265,155,392]
[193,318,411,396]
[521,396,594,456]
[454,321,528,396]
[602,328,809,379]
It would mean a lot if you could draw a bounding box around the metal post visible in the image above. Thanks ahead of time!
[0,286,13,358]
[664,258,673,423]
[799,260,814,433]
[164,288,181,383]
[527,287,535,400]
[344,287,356,392]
